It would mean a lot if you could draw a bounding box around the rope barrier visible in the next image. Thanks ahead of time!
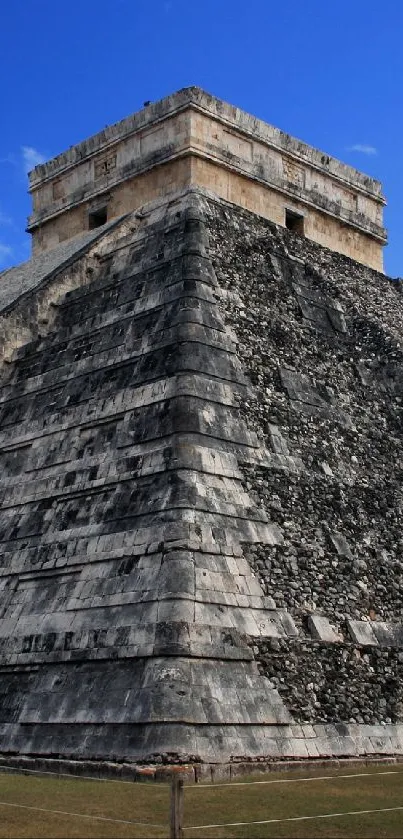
[188,767,403,790]
[0,763,168,785]
[0,761,401,835]
[184,803,403,830]
[0,762,401,789]
[0,799,166,828]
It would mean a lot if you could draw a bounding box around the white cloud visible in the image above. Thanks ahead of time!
[0,153,16,166]
[0,243,13,266]
[21,146,46,175]
[348,144,378,156]
[0,211,12,227]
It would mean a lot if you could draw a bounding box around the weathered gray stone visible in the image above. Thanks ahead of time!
[347,620,378,646]
[308,615,342,642]
[0,185,400,765]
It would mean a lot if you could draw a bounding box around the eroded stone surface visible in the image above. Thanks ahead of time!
[0,187,401,763]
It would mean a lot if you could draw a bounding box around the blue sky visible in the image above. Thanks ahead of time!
[0,0,402,275]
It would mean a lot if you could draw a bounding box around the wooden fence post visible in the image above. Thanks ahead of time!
[170,776,184,838]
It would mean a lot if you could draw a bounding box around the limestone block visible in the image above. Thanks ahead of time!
[346,619,378,646]
[330,532,353,558]
[308,615,342,642]
[372,622,403,647]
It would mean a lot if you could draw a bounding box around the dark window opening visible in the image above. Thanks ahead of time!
[89,207,108,230]
[285,209,305,235]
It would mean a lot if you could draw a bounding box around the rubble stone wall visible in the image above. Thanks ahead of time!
[205,194,403,727]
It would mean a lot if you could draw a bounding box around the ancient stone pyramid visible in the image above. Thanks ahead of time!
[0,186,402,766]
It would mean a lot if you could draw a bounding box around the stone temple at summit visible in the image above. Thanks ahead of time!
[0,87,402,769]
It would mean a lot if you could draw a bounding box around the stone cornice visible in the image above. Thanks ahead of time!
[28,88,384,202]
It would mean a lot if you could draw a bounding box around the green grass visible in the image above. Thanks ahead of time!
[184,765,403,838]
[0,772,169,838]
[0,764,403,838]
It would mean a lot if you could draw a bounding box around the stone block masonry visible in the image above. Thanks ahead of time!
[26,88,386,270]
[0,184,401,764]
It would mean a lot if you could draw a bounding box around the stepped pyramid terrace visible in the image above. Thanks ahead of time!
[0,89,401,770]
